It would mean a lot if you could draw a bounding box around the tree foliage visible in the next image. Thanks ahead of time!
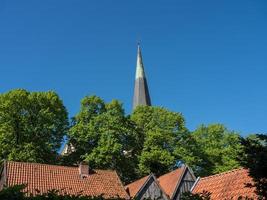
[0,89,68,163]
[239,134,267,199]
[131,106,188,176]
[0,184,25,200]
[180,191,211,200]
[191,124,242,176]
[67,96,142,183]
[0,90,253,187]
[0,184,126,200]
[63,102,243,179]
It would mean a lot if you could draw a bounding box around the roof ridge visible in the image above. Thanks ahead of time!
[7,161,116,172]
[7,161,80,169]
[6,161,129,199]
[200,167,246,180]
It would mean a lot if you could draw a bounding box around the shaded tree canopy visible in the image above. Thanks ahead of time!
[0,184,126,200]
[0,89,68,164]
[239,134,267,199]
[181,191,211,200]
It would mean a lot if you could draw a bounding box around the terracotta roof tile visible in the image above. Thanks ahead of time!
[126,167,186,199]
[5,161,129,199]
[125,175,149,198]
[157,167,185,198]
[192,168,257,200]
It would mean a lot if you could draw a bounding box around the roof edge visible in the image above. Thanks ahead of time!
[151,174,171,200]
[200,168,246,180]
[190,177,200,192]
[135,174,153,198]
[5,161,117,172]
[170,165,187,199]
[114,170,130,200]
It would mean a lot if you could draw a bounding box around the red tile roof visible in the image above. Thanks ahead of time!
[126,166,186,199]
[192,168,257,200]
[3,161,129,199]
[125,175,149,198]
[157,166,185,198]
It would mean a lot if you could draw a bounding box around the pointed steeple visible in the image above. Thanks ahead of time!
[133,44,151,110]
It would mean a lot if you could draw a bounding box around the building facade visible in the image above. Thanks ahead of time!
[126,165,196,200]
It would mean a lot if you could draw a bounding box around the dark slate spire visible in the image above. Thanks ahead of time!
[133,44,151,110]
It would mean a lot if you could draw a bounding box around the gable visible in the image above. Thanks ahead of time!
[157,165,196,200]
[136,175,169,200]
[126,174,169,200]
[126,175,150,198]
[157,167,185,198]
[172,167,196,200]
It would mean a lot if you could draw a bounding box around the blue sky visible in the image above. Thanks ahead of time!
[0,0,267,135]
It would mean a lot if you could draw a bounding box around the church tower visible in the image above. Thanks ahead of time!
[133,44,151,110]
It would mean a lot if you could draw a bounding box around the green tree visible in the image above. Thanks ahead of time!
[0,184,126,200]
[173,130,212,177]
[0,184,25,200]
[131,106,189,176]
[67,96,142,183]
[0,89,68,163]
[239,134,267,199]
[180,191,211,200]
[192,124,242,176]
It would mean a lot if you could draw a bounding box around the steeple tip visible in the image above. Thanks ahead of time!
[137,43,141,54]
[137,39,141,46]
[133,44,151,110]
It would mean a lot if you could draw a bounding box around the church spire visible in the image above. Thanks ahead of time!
[133,44,151,110]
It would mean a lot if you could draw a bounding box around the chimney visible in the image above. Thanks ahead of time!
[79,161,89,178]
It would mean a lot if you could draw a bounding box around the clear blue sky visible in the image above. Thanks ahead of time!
[0,0,267,135]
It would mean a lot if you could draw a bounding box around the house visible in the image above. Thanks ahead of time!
[0,161,129,199]
[191,168,257,200]
[158,165,196,200]
[126,174,169,200]
[126,165,196,200]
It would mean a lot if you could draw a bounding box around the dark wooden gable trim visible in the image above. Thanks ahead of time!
[134,174,153,198]
[152,174,171,200]
[135,174,170,200]
[171,165,196,200]
[170,166,187,199]
[0,160,7,190]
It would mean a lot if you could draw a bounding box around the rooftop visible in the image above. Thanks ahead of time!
[125,175,150,197]
[157,167,185,198]
[192,168,257,200]
[126,166,186,199]
[2,161,129,199]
